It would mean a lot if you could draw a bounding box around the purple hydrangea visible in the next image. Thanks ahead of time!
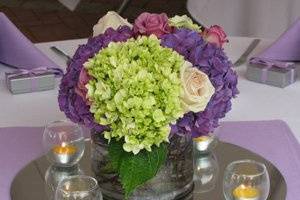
[58,26,134,132]
[161,28,238,137]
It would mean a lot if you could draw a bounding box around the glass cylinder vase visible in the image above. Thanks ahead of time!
[90,131,194,200]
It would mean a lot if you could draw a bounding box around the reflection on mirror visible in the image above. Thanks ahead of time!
[193,152,219,193]
[45,164,83,200]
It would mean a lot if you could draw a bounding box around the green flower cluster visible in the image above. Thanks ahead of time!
[169,15,202,32]
[85,35,185,154]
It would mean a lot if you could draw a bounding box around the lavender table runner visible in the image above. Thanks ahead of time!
[1,120,299,200]
[217,120,300,200]
[0,127,43,200]
[0,13,62,75]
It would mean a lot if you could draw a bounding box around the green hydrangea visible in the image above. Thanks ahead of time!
[169,15,202,32]
[85,35,185,154]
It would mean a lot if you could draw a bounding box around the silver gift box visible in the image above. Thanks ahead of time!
[6,71,55,94]
[246,63,297,88]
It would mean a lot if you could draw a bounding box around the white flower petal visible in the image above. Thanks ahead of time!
[92,11,132,37]
[180,61,215,113]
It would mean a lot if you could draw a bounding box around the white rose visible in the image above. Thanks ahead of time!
[92,11,132,37]
[180,61,215,113]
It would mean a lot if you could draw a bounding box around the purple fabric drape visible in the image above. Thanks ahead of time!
[250,18,300,68]
[0,13,62,74]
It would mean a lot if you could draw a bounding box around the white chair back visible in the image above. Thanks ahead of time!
[187,0,300,38]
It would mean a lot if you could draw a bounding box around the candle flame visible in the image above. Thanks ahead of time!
[233,184,260,198]
[52,143,77,155]
[193,136,210,142]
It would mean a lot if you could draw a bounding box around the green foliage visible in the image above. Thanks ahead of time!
[108,139,167,199]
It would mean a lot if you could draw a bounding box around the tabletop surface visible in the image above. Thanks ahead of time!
[0,36,299,142]
[10,141,286,200]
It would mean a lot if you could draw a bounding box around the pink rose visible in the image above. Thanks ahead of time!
[133,12,171,37]
[75,68,91,104]
[203,25,228,47]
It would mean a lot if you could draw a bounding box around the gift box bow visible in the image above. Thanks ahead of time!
[250,58,296,83]
[5,67,63,78]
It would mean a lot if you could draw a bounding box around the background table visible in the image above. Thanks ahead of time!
[0,36,299,141]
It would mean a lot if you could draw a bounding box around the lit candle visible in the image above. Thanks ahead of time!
[52,142,77,155]
[233,185,260,200]
[194,136,210,142]
[193,135,214,152]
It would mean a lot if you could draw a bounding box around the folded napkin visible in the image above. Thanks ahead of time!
[217,120,300,200]
[250,18,300,68]
[0,13,63,75]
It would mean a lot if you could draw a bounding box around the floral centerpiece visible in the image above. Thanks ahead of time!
[58,11,238,199]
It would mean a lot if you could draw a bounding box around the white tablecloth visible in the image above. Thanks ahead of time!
[0,37,299,141]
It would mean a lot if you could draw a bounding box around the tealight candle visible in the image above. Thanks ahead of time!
[194,136,210,142]
[193,135,217,153]
[49,142,79,166]
[52,142,77,155]
[233,185,260,200]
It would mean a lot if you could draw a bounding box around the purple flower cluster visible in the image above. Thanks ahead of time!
[58,26,133,132]
[161,28,238,137]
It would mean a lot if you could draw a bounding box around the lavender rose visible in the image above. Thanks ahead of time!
[203,25,228,48]
[75,68,91,104]
[133,12,172,37]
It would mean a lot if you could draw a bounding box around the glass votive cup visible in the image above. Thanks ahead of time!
[55,175,103,200]
[223,160,270,200]
[43,120,85,167]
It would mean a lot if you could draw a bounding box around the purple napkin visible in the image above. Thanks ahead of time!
[0,13,63,75]
[250,18,300,68]
[217,120,300,200]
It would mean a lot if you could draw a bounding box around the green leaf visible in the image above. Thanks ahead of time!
[108,139,168,199]
[108,139,124,170]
